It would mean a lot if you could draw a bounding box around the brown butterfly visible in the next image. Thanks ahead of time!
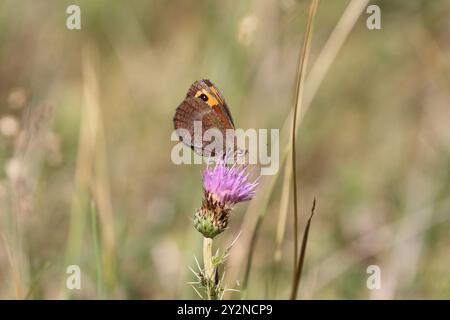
[173,79,235,156]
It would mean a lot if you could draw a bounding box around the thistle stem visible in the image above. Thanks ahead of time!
[203,237,214,299]
[203,237,214,279]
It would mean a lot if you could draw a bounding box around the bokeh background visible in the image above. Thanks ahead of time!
[1,0,450,299]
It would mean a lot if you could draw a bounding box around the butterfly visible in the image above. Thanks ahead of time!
[173,79,236,157]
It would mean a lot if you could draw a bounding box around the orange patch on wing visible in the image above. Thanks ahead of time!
[195,90,219,108]
[209,86,224,105]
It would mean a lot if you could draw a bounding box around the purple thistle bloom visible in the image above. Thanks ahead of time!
[202,158,259,206]
[194,156,259,238]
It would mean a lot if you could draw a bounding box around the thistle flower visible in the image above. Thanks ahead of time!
[194,158,259,238]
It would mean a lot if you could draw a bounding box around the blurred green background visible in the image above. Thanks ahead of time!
[0,0,450,299]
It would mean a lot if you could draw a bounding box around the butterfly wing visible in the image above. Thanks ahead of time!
[202,79,235,129]
[173,79,236,156]
[173,97,228,156]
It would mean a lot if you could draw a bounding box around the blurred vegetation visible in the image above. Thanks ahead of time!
[0,0,450,299]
